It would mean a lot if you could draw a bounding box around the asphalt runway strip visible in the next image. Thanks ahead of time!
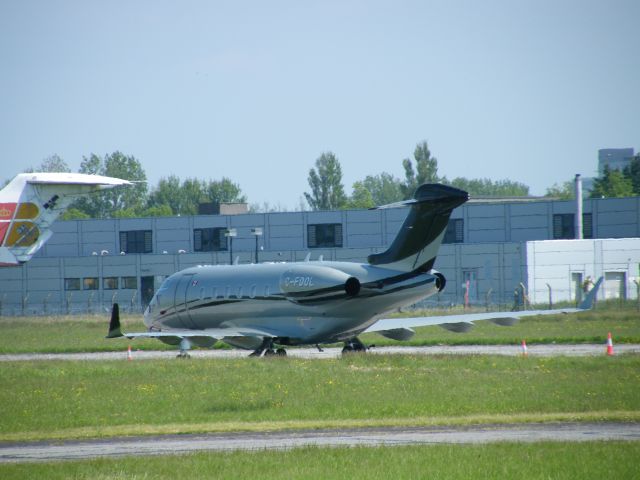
[2,344,640,362]
[1,423,639,463]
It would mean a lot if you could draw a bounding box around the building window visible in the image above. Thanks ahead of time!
[583,213,593,239]
[103,277,119,290]
[119,230,152,254]
[83,277,99,290]
[194,227,228,252]
[443,219,464,244]
[121,276,138,289]
[308,223,343,248]
[64,278,80,291]
[553,214,593,239]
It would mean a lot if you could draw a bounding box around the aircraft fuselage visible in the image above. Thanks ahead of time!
[144,261,439,347]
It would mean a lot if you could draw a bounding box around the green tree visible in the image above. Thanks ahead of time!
[23,154,71,173]
[147,175,184,215]
[623,155,640,195]
[360,173,404,205]
[204,178,246,206]
[401,141,440,199]
[590,165,633,198]
[346,181,375,209]
[448,178,530,196]
[304,152,347,210]
[147,176,246,216]
[74,152,147,218]
[545,181,574,200]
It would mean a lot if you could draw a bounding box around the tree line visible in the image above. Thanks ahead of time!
[14,142,640,217]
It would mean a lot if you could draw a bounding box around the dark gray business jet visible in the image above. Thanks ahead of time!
[107,184,601,357]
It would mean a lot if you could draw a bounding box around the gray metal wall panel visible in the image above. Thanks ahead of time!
[597,211,637,226]
[193,216,229,228]
[598,225,638,238]
[468,204,505,218]
[307,211,343,224]
[346,210,380,222]
[118,218,153,230]
[347,234,383,248]
[155,217,190,230]
[82,220,116,232]
[510,215,548,229]
[510,229,549,241]
[468,217,505,230]
[230,214,267,227]
[468,230,506,243]
[510,203,549,215]
[269,212,303,225]
[270,225,304,238]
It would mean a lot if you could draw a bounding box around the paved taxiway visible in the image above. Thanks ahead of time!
[1,423,639,463]
[1,344,639,362]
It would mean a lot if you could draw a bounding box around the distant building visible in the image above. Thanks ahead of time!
[0,195,638,315]
[598,148,635,176]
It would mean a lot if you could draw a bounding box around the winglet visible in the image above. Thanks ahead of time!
[578,276,603,310]
[106,303,123,338]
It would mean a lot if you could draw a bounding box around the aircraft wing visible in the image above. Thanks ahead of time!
[106,304,277,345]
[366,277,603,337]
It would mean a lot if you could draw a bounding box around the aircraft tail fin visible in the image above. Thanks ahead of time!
[0,172,130,265]
[106,303,123,338]
[367,184,468,272]
[578,276,603,310]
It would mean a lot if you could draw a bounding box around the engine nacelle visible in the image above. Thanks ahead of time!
[433,271,446,292]
[280,265,360,302]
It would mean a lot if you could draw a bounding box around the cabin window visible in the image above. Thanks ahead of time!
[194,228,228,252]
[236,286,243,299]
[553,213,593,239]
[212,286,218,299]
[264,285,270,297]
[443,219,464,244]
[250,285,257,299]
[103,277,119,290]
[307,223,343,248]
[200,287,205,300]
[83,277,99,290]
[225,286,231,299]
[119,230,152,254]
[64,278,80,291]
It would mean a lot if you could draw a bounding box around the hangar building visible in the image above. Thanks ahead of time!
[0,195,639,315]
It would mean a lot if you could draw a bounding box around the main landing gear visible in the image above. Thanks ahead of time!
[249,338,287,357]
[342,337,370,354]
[177,338,192,359]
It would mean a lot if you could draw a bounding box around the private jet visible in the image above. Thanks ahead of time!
[107,183,602,357]
[0,172,131,266]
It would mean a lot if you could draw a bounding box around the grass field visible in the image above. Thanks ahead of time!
[0,302,638,354]
[1,442,639,479]
[1,354,638,442]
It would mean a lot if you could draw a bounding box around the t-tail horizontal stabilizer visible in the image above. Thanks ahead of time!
[367,184,469,272]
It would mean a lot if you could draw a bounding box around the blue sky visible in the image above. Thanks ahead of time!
[1,0,639,207]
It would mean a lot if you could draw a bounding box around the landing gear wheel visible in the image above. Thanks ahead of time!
[276,348,287,356]
[176,352,191,359]
[264,349,277,356]
[342,345,354,354]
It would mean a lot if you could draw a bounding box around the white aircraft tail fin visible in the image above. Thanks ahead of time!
[367,184,468,272]
[0,172,130,265]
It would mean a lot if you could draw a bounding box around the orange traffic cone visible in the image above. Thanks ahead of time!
[521,339,528,357]
[606,332,614,356]
[127,345,133,361]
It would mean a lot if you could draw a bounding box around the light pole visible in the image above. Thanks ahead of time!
[224,228,237,264]
[251,227,263,263]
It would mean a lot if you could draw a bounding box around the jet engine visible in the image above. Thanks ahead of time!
[432,270,446,292]
[280,265,360,303]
